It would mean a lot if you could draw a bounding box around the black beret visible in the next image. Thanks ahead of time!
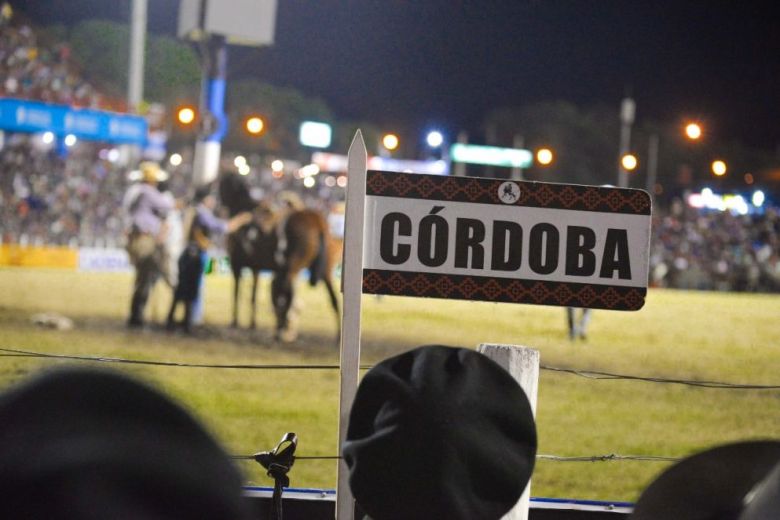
[342,345,537,520]
[631,440,780,520]
[0,367,250,519]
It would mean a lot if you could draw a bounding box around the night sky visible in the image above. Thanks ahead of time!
[10,0,780,151]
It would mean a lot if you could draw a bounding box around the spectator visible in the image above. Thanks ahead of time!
[631,440,780,519]
[342,345,537,520]
[0,366,251,519]
[123,161,173,328]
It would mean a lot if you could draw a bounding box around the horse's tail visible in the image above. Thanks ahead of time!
[309,228,327,287]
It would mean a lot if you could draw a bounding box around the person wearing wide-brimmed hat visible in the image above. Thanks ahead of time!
[122,161,173,328]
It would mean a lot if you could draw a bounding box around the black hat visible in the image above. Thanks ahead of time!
[342,345,537,520]
[0,367,250,519]
[631,440,780,520]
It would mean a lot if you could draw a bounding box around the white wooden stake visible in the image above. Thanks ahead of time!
[477,343,540,520]
[336,130,368,520]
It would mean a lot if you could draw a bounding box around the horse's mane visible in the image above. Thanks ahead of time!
[218,172,257,216]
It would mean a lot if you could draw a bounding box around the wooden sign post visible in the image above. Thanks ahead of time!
[335,131,653,519]
[336,131,367,520]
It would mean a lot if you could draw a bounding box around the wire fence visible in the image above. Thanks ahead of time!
[2,346,777,465]
[229,453,682,463]
[2,347,779,390]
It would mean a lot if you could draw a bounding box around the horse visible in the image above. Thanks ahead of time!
[218,172,340,342]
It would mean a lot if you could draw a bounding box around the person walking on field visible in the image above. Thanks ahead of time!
[123,161,173,328]
[566,307,593,341]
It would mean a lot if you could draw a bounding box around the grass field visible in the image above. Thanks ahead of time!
[1,267,779,502]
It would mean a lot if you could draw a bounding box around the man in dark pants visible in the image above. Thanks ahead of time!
[123,161,172,328]
[167,185,250,332]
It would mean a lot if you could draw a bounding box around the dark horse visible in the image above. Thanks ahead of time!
[218,172,340,342]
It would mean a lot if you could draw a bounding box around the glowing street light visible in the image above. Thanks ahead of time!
[169,153,183,166]
[382,133,399,152]
[685,122,702,140]
[426,130,444,148]
[621,153,638,171]
[177,106,196,125]
[245,116,265,135]
[711,159,727,176]
[536,148,554,166]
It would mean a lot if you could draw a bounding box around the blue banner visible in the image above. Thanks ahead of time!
[0,98,148,146]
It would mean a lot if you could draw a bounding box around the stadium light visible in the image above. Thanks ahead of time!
[177,106,196,125]
[382,133,399,152]
[426,130,444,148]
[711,159,727,176]
[536,148,554,166]
[621,153,638,171]
[245,116,265,135]
[685,122,702,140]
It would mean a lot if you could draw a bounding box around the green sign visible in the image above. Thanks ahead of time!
[450,143,533,168]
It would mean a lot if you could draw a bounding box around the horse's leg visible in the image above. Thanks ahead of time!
[250,270,259,330]
[322,275,341,343]
[271,272,296,342]
[231,267,241,328]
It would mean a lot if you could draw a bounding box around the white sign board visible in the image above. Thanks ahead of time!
[360,171,652,310]
[178,0,277,46]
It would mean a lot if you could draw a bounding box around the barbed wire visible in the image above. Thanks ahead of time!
[230,453,680,463]
[0,348,370,370]
[538,364,780,389]
[2,347,779,390]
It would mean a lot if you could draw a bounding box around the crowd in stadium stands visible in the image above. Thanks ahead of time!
[650,200,780,292]
[2,136,779,294]
[0,18,106,110]
[1,15,779,293]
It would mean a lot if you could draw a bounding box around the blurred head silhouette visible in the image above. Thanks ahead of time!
[0,366,250,519]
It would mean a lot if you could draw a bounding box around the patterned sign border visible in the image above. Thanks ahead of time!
[366,170,652,215]
[363,269,646,311]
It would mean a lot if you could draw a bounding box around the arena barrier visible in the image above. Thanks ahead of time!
[0,244,78,269]
[0,245,236,275]
[3,345,778,519]
[241,489,632,519]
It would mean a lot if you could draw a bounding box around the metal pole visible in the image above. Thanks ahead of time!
[485,123,497,178]
[646,133,659,197]
[127,0,147,113]
[453,131,468,177]
[511,134,525,180]
[617,97,635,188]
[192,35,228,186]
